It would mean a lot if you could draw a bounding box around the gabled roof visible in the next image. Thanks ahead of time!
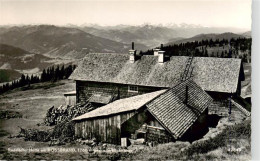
[73,89,167,121]
[73,80,213,140]
[69,53,243,93]
[146,80,213,139]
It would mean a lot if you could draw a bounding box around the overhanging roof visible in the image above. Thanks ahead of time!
[69,53,243,93]
[146,80,213,139]
[73,89,166,121]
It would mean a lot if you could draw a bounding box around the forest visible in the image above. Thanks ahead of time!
[141,38,252,63]
[0,64,76,94]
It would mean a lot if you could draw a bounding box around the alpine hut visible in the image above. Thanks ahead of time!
[69,46,246,116]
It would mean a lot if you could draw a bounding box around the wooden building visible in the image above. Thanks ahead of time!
[69,50,244,101]
[69,47,248,116]
[73,80,213,144]
[64,91,76,106]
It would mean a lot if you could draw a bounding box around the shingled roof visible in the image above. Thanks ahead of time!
[146,79,213,139]
[69,53,243,93]
[73,80,213,139]
[73,89,167,121]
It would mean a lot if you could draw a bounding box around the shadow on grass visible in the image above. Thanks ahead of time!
[208,114,222,128]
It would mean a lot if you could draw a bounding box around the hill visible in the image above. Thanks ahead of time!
[241,31,251,38]
[0,25,142,59]
[0,44,52,78]
[0,44,30,57]
[166,32,246,45]
[0,69,21,83]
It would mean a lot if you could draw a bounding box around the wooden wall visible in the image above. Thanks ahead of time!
[209,100,229,116]
[121,109,173,143]
[145,126,173,143]
[76,81,164,105]
[65,95,76,106]
[74,107,214,144]
[75,108,174,144]
[74,111,136,144]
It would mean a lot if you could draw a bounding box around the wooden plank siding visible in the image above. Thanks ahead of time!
[65,95,76,106]
[74,111,136,144]
[208,99,247,121]
[76,80,165,105]
[75,108,174,144]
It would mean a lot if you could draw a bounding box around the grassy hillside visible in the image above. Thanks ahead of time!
[167,32,246,45]
[128,119,250,160]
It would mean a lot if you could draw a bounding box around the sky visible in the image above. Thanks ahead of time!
[0,0,252,29]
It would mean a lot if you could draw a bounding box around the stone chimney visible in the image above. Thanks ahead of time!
[158,50,165,64]
[154,44,164,56]
[129,42,136,63]
[153,48,160,56]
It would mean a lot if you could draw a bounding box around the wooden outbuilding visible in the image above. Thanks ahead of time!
[64,91,76,106]
[73,80,213,144]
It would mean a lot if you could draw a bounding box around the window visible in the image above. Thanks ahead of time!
[128,85,138,93]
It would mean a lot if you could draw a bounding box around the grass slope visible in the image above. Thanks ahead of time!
[167,32,246,45]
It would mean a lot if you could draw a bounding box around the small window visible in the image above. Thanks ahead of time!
[128,85,138,93]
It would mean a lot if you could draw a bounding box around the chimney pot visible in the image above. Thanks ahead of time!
[129,42,136,63]
[153,48,160,56]
[158,50,165,64]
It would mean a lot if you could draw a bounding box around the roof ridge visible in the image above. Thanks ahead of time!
[69,53,243,93]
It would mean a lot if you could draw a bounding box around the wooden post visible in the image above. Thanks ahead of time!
[121,137,127,147]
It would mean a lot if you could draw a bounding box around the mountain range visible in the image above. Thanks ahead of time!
[77,24,249,48]
[0,25,146,59]
[0,24,251,83]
